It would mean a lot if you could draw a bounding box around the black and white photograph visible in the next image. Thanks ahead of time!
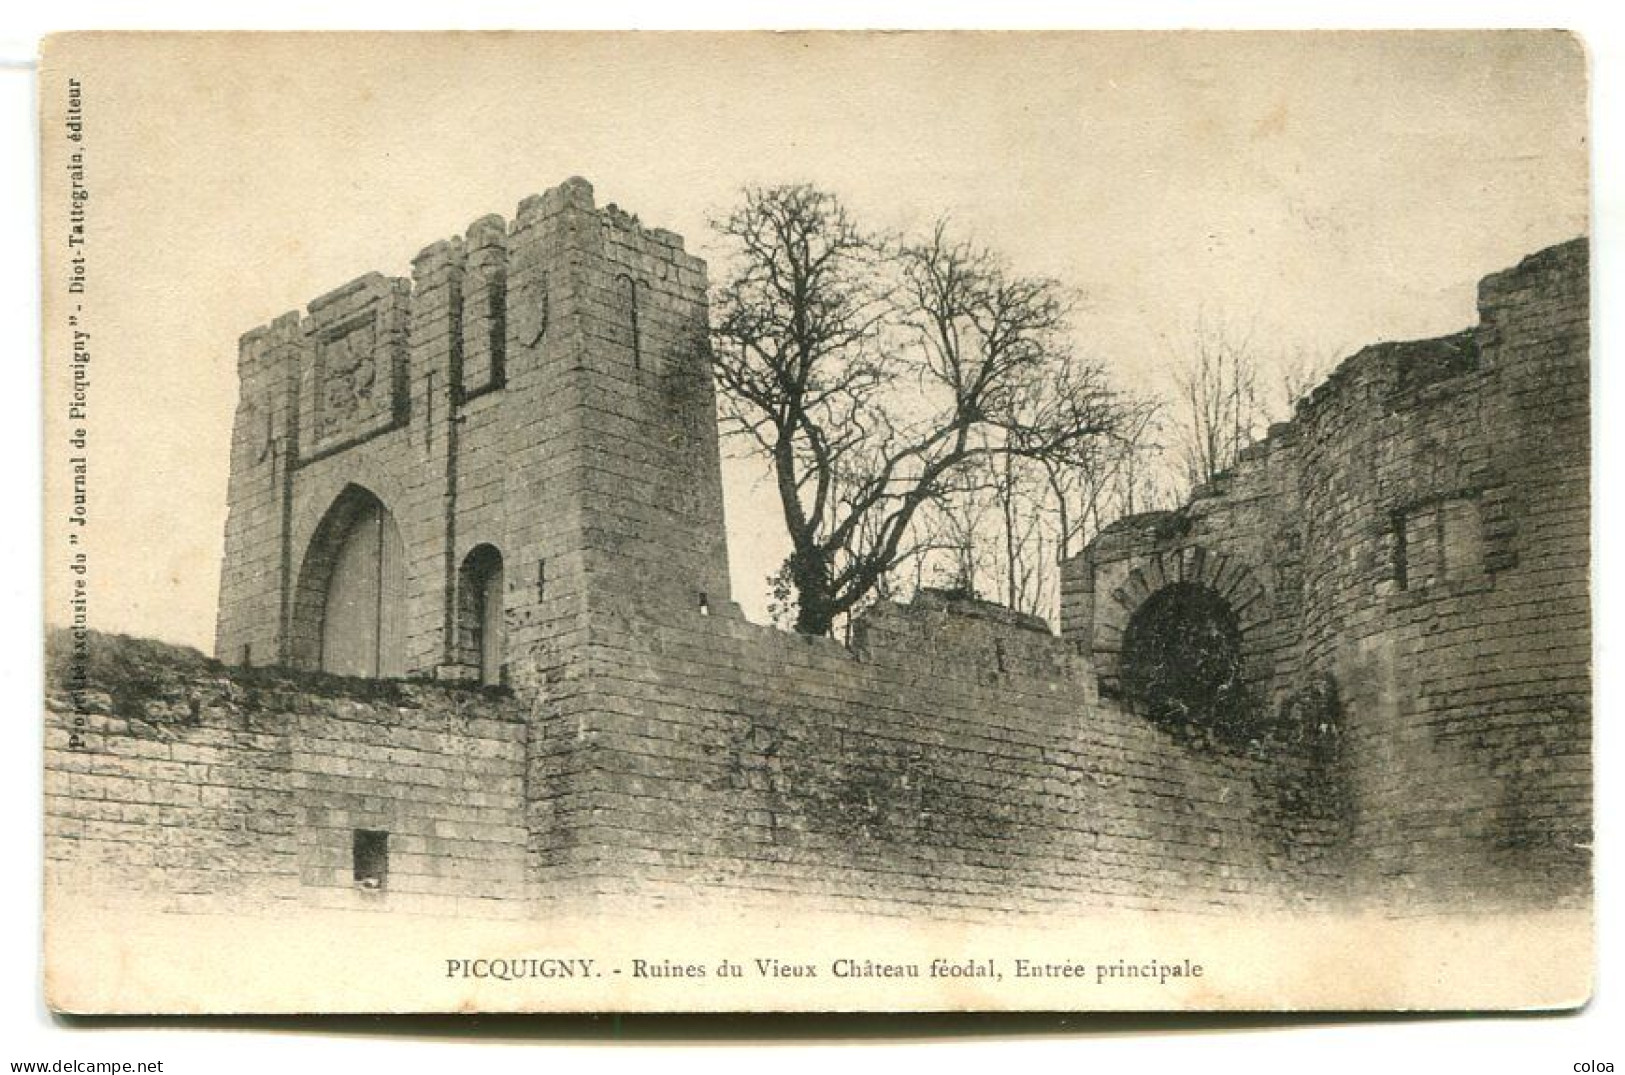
[26,25,1603,1028]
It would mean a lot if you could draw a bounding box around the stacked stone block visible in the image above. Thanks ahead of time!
[44,633,530,918]
[556,590,1342,916]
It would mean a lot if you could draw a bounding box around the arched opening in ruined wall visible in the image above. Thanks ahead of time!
[291,484,407,678]
[1120,581,1248,741]
[458,544,505,686]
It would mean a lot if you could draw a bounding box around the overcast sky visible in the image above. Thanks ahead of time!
[41,31,1588,647]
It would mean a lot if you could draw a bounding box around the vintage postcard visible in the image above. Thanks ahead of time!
[39,31,1591,1014]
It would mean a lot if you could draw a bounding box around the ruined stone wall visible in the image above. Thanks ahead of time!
[48,601,1342,918]
[211,180,739,904]
[557,593,1344,915]
[45,633,531,918]
[1323,240,1591,908]
[1065,239,1591,909]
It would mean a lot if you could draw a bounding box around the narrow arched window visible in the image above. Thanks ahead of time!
[459,545,505,686]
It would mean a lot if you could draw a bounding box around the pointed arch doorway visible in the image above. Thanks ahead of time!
[294,485,407,678]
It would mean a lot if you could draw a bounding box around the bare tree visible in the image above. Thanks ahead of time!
[1107,405,1173,521]
[1163,317,1347,500]
[1043,395,1166,561]
[1166,317,1267,492]
[919,392,1165,624]
[710,185,1130,636]
[920,461,1000,599]
[1276,345,1342,418]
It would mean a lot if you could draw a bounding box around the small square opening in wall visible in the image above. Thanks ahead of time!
[1395,495,1485,591]
[353,829,388,891]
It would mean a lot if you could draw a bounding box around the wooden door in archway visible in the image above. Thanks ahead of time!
[319,497,406,678]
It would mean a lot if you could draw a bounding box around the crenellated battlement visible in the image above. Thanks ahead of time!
[235,177,709,395]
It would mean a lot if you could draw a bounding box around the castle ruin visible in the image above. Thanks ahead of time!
[44,179,1591,920]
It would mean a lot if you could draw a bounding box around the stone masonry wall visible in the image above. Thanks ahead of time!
[513,589,1344,916]
[1064,239,1591,910]
[1327,240,1591,909]
[215,177,732,686]
[45,631,530,919]
[48,601,1341,918]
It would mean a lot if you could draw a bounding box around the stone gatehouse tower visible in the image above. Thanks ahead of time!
[215,177,733,689]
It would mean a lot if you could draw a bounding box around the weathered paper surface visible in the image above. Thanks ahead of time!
[39,31,1592,1014]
